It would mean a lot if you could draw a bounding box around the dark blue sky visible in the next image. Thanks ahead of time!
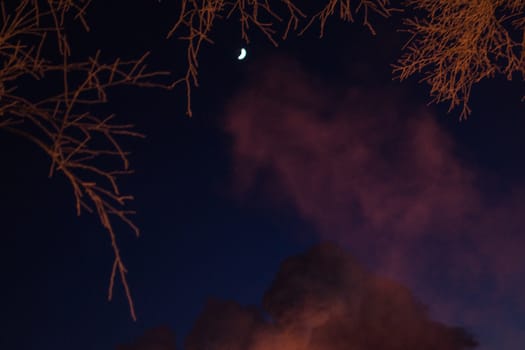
[2,2,525,350]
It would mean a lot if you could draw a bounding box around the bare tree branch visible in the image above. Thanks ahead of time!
[0,0,171,320]
[394,0,525,119]
[169,0,395,116]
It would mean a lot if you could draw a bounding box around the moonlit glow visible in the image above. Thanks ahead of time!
[237,48,247,60]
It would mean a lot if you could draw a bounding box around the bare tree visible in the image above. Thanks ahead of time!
[0,0,169,320]
[172,0,525,118]
[395,0,525,119]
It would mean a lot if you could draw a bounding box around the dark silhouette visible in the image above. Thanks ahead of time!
[186,243,478,350]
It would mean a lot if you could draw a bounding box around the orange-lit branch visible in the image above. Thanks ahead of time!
[394,0,525,119]
[301,0,395,37]
[170,0,393,116]
[0,0,170,320]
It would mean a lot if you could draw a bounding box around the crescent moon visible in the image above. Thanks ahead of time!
[237,48,247,60]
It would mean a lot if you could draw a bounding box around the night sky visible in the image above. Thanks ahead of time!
[2,1,525,350]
